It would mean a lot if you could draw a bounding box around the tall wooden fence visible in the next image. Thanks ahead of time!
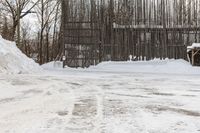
[61,0,200,67]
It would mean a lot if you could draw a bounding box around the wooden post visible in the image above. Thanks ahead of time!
[192,49,194,66]
[17,0,21,48]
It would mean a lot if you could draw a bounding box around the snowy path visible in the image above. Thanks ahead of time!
[0,71,200,133]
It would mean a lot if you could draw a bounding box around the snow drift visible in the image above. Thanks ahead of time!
[90,59,200,75]
[0,35,41,74]
[43,59,200,75]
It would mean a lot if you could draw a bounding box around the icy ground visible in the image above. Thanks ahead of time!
[0,63,200,133]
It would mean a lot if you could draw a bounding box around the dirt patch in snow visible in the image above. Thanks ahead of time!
[151,92,175,96]
[146,105,200,117]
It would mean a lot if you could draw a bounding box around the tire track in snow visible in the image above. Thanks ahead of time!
[43,80,76,131]
[94,85,104,133]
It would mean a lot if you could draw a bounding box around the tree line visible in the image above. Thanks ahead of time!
[0,0,61,64]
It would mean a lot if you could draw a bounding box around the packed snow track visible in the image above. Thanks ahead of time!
[0,70,200,133]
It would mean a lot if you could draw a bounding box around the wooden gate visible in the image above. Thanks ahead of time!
[63,21,101,68]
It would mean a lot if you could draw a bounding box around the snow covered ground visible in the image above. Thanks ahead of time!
[0,60,200,133]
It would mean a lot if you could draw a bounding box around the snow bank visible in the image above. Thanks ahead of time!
[42,61,63,69]
[43,59,200,75]
[90,59,200,75]
[0,35,41,74]
[42,61,77,72]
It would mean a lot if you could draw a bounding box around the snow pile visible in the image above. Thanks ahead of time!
[0,35,41,74]
[43,59,200,75]
[89,59,200,75]
[42,61,63,69]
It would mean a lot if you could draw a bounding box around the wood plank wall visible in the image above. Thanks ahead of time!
[62,0,200,64]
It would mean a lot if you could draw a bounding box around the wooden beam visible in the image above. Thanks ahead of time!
[193,49,200,56]
[192,49,195,66]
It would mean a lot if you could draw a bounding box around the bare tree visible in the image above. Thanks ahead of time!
[0,0,39,42]
[51,3,61,61]
[1,17,12,40]
[0,11,3,33]
[35,0,60,64]
[21,21,31,55]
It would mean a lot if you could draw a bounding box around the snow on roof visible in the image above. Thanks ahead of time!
[187,43,200,52]
[187,43,200,50]
[113,23,164,29]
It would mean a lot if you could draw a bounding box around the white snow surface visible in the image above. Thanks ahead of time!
[0,35,41,74]
[43,59,200,75]
[0,65,200,133]
[91,59,200,75]
[0,46,200,133]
